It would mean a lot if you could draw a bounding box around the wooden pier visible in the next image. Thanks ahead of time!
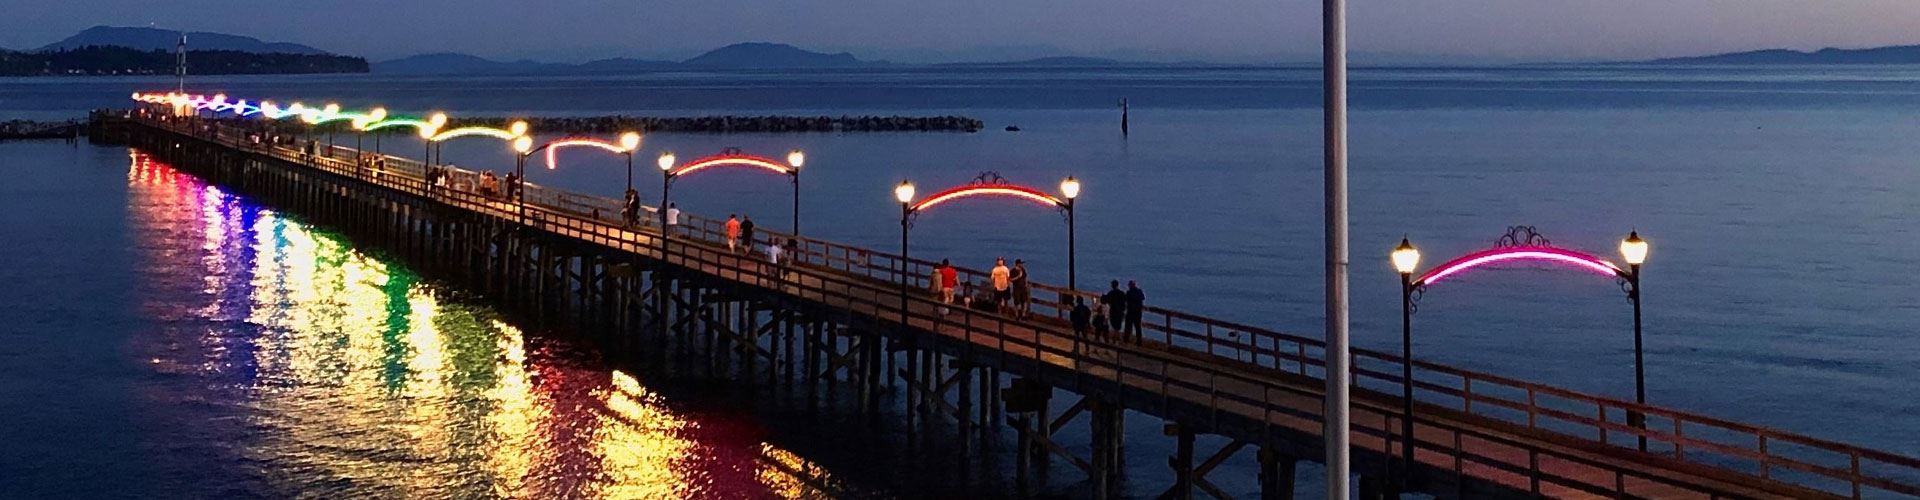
[97,111,1920,499]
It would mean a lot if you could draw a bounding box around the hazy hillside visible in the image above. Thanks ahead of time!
[1649,45,1920,64]
[37,26,331,54]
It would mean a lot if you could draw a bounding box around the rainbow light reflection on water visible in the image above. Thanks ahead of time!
[126,151,844,498]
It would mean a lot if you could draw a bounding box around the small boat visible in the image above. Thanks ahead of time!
[1004,125,1021,132]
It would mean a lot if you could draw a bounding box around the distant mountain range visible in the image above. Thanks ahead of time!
[372,42,1193,75]
[1,26,360,76]
[38,26,334,55]
[22,25,1920,75]
[1647,45,1920,65]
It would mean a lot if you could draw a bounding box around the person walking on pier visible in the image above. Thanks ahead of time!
[938,259,959,314]
[1092,300,1111,340]
[725,214,741,252]
[1011,259,1031,319]
[1125,280,1146,342]
[1071,298,1092,342]
[765,238,786,285]
[991,257,1012,312]
[504,172,521,200]
[666,203,681,233]
[739,216,755,254]
[1102,280,1127,335]
[622,189,640,227]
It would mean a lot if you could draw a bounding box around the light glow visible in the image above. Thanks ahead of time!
[656,152,676,172]
[894,182,915,204]
[1414,246,1625,287]
[786,150,805,169]
[1620,231,1649,266]
[1392,238,1421,275]
[909,184,1064,212]
[1060,177,1081,200]
[667,154,795,177]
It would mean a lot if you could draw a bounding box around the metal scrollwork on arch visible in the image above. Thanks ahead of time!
[1408,284,1428,315]
[1494,225,1551,248]
[971,171,1010,185]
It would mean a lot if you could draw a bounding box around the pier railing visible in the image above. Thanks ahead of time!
[136,113,1920,498]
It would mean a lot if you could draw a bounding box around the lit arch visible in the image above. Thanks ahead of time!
[910,183,1064,213]
[667,154,794,178]
[539,137,635,170]
[362,119,433,132]
[1414,245,1625,287]
[429,124,525,142]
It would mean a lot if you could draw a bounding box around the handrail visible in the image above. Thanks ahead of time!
[126,113,1920,499]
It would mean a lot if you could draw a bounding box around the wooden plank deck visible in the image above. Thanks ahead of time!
[120,114,1920,499]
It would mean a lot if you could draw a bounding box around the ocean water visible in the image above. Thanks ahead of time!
[2,66,1919,497]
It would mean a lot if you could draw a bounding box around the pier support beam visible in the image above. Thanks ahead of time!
[1259,447,1298,500]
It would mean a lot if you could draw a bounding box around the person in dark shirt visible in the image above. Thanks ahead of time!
[1101,280,1127,334]
[739,216,756,254]
[1125,280,1146,342]
[623,188,640,227]
[1070,298,1092,342]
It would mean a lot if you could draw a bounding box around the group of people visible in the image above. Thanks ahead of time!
[477,171,521,200]
[1071,280,1147,343]
[930,257,1034,318]
[356,153,387,178]
[723,214,757,254]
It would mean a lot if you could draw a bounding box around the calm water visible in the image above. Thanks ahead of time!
[3,66,1919,496]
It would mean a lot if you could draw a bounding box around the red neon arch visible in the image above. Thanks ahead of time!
[910,183,1064,212]
[668,154,793,178]
[1414,246,1625,287]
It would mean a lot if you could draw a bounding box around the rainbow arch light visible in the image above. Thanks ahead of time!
[1413,245,1625,287]
[667,154,795,178]
[910,183,1064,212]
[361,118,434,133]
[131,91,428,132]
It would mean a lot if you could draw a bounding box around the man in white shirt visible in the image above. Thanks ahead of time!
[765,239,785,283]
[665,202,681,231]
[990,257,1011,312]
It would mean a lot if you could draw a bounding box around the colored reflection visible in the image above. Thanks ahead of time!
[125,151,845,498]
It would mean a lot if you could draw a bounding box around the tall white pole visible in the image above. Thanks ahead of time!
[1321,0,1352,496]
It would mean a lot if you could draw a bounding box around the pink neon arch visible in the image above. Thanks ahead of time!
[1414,246,1625,287]
[910,184,1064,213]
[541,137,629,170]
[668,154,794,177]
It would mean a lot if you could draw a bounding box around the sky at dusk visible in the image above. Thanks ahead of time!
[2,0,1917,63]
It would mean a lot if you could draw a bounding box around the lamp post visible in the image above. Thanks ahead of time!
[620,132,641,194]
[1060,176,1080,291]
[658,152,678,258]
[513,136,534,223]
[787,149,805,235]
[1620,231,1650,450]
[1391,237,1421,486]
[421,112,446,172]
[895,181,916,328]
[323,103,340,153]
